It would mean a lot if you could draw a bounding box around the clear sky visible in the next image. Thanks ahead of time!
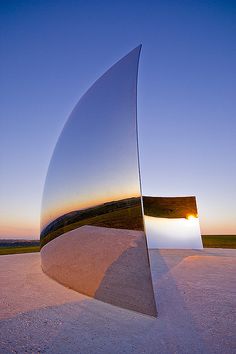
[0,0,235,238]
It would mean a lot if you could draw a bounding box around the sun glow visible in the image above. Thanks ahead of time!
[186,214,198,221]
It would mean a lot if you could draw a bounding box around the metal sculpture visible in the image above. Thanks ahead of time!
[40,46,157,317]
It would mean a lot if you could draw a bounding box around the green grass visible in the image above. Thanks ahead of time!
[201,235,236,249]
[0,245,40,255]
[0,235,235,255]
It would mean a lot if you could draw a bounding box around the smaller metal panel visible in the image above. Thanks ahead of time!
[143,196,203,249]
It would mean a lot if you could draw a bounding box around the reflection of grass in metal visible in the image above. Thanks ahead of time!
[143,196,197,219]
[202,235,236,249]
[0,245,40,255]
[41,205,143,248]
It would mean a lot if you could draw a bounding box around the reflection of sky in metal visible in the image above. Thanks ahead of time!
[145,215,203,249]
[41,46,141,230]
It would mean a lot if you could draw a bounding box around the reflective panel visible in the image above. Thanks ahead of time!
[40,46,157,317]
[143,196,203,249]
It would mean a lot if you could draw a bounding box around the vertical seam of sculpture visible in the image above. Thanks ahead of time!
[134,48,153,268]
[40,45,157,317]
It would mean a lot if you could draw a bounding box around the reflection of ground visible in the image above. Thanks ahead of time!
[0,249,235,353]
[41,197,143,247]
[41,225,157,316]
[143,196,198,218]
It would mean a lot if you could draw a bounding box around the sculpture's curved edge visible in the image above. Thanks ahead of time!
[134,47,158,313]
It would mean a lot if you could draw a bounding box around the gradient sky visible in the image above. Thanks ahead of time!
[0,0,235,238]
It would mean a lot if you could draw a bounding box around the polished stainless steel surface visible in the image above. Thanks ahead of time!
[41,46,143,247]
[143,196,203,249]
[40,46,157,316]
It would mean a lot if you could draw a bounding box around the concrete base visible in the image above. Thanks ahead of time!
[0,248,236,354]
[41,225,157,317]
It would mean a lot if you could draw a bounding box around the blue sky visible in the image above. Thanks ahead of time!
[0,0,235,238]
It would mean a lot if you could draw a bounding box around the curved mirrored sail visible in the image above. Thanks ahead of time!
[40,46,157,317]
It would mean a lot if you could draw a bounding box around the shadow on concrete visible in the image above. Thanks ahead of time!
[148,249,211,353]
[94,236,157,317]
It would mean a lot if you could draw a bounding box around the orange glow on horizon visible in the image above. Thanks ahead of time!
[0,209,39,238]
[0,224,39,239]
[41,189,140,230]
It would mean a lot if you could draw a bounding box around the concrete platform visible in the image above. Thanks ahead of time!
[0,249,236,354]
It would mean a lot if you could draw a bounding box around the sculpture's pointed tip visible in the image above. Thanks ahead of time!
[125,44,142,61]
[137,44,142,54]
[133,44,142,52]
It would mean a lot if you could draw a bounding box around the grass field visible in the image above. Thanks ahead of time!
[201,235,236,249]
[0,235,235,255]
[0,245,40,255]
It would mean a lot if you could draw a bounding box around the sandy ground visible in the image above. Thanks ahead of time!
[0,249,236,354]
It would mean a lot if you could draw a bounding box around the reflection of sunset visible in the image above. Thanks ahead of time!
[186,214,198,221]
[41,188,140,230]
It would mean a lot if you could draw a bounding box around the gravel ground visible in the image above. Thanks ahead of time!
[0,248,235,354]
